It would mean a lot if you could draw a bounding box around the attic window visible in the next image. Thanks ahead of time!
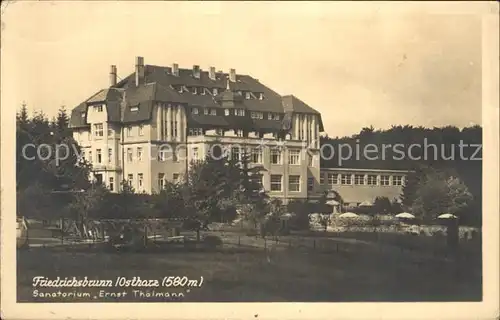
[192,107,199,115]
[94,105,103,112]
[203,108,209,115]
[259,93,264,100]
[237,90,242,95]
[245,92,251,100]
[213,88,218,96]
[201,88,206,95]
[81,112,86,118]
[224,109,230,116]
[210,109,217,116]
[192,87,198,95]
[130,106,139,112]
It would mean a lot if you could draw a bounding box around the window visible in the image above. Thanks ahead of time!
[289,175,300,192]
[235,130,244,137]
[307,177,314,191]
[251,148,262,163]
[127,174,134,187]
[192,107,199,115]
[367,175,377,185]
[270,175,282,191]
[96,149,102,163]
[188,128,204,136]
[158,147,169,161]
[381,175,391,186]
[108,128,113,137]
[231,146,240,161]
[172,120,178,138]
[130,106,139,112]
[81,150,86,161]
[109,177,114,192]
[137,147,143,161]
[94,123,104,137]
[158,173,165,190]
[393,175,403,186]
[138,173,143,190]
[224,109,230,116]
[88,151,93,163]
[320,174,325,185]
[267,113,280,120]
[245,92,251,100]
[127,148,133,162]
[259,93,264,100]
[234,109,245,116]
[108,148,112,163]
[192,87,198,95]
[210,109,217,116]
[216,129,224,136]
[328,173,338,186]
[251,112,263,119]
[192,147,199,160]
[354,174,365,185]
[273,113,280,120]
[138,125,144,136]
[270,149,282,164]
[81,112,86,118]
[201,88,206,95]
[173,173,180,183]
[341,174,352,185]
[288,150,300,165]
[213,88,218,95]
[203,108,209,115]
[126,126,132,137]
[94,105,103,112]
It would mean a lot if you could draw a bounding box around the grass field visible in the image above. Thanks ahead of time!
[17,232,482,303]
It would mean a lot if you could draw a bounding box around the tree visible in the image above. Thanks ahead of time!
[68,183,109,237]
[373,196,392,214]
[411,171,473,222]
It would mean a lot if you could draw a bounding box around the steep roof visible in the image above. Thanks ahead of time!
[70,63,324,132]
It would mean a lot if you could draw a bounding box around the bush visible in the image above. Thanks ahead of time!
[203,235,223,248]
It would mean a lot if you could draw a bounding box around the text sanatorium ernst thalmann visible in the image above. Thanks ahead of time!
[32,276,204,288]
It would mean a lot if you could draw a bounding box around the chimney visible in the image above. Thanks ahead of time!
[192,65,201,79]
[135,56,145,86]
[109,65,117,86]
[209,66,216,80]
[172,63,179,76]
[229,68,236,82]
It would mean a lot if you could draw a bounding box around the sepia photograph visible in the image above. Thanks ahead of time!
[1,1,499,319]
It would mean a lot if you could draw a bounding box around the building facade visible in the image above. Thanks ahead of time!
[70,57,324,202]
[319,168,408,207]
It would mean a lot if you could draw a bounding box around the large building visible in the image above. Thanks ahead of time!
[70,56,408,205]
[70,57,325,202]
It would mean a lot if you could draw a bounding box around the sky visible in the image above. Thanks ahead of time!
[1,1,485,137]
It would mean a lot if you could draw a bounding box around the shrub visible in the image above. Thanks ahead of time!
[203,235,223,248]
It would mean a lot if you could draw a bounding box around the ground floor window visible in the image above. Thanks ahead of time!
[289,175,301,192]
[270,175,282,191]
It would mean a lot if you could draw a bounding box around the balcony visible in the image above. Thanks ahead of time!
[92,163,122,172]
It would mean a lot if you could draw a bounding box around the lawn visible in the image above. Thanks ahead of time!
[17,234,482,303]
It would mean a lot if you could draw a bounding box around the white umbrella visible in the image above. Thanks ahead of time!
[326,200,339,205]
[339,212,358,218]
[395,212,415,219]
[437,213,457,219]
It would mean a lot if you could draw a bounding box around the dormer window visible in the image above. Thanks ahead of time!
[237,90,242,95]
[212,88,218,96]
[224,109,230,116]
[177,86,183,93]
[81,112,86,118]
[234,109,245,116]
[94,105,103,112]
[201,88,206,95]
[204,108,209,115]
[130,105,139,112]
[192,107,199,115]
[259,93,264,100]
[192,87,198,95]
[210,109,217,116]
[245,92,251,100]
[267,113,280,120]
